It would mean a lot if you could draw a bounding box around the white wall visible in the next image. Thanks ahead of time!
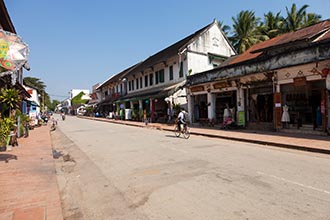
[187,23,235,75]
[70,89,90,99]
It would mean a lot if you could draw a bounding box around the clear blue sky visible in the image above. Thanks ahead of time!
[5,0,330,100]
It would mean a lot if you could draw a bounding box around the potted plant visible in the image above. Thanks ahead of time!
[0,118,12,151]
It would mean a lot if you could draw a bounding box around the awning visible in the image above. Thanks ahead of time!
[26,100,39,106]
[116,81,185,102]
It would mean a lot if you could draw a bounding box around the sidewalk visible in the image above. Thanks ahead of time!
[0,125,63,220]
[82,116,330,155]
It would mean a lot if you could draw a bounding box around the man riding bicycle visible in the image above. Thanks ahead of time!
[177,108,187,132]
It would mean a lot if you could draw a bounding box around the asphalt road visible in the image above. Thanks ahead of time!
[51,115,330,220]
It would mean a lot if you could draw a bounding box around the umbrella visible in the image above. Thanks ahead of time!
[0,30,29,74]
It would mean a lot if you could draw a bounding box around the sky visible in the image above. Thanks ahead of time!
[5,0,330,101]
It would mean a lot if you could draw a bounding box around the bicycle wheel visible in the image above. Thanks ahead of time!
[183,128,190,139]
[174,126,181,137]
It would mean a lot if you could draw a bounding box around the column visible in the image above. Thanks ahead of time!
[207,92,216,120]
[187,94,194,123]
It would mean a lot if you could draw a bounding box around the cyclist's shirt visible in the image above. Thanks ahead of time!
[178,111,186,123]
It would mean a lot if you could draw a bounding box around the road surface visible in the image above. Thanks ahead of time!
[51,115,330,220]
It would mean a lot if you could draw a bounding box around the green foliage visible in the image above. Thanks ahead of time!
[230,10,268,53]
[283,3,309,32]
[227,4,322,54]
[48,99,60,111]
[0,88,20,115]
[71,92,89,105]
[260,11,285,39]
[0,117,14,146]
[85,106,94,116]
[23,77,50,111]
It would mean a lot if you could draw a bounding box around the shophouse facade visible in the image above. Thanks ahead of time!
[187,20,330,134]
[97,19,235,122]
[0,0,31,115]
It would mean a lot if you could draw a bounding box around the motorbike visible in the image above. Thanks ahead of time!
[223,117,236,129]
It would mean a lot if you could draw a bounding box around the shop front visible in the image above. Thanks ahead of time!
[280,79,327,130]
[275,61,329,133]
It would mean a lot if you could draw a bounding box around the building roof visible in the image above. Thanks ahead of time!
[0,0,16,33]
[226,19,330,67]
[96,62,141,90]
[127,19,220,75]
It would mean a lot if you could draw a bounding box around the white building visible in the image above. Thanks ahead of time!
[97,19,236,122]
[23,85,41,120]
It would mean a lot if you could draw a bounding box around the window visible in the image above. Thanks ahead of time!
[105,91,108,96]
[169,66,173,80]
[132,80,134,90]
[128,81,131,91]
[136,78,139,89]
[145,75,148,87]
[149,73,153,86]
[140,77,143,89]
[179,62,184,77]
[159,69,164,83]
[155,71,159,84]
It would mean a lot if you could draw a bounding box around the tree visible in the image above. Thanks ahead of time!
[48,100,60,111]
[303,13,322,27]
[218,21,231,36]
[0,88,20,117]
[283,3,308,32]
[23,77,50,111]
[260,11,284,39]
[230,10,268,53]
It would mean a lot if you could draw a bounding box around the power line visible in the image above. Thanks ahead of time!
[48,94,69,97]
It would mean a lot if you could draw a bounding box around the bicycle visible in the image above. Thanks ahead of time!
[174,123,190,139]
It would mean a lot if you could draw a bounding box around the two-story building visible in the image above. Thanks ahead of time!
[97,19,236,122]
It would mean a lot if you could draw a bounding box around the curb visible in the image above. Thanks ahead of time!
[78,116,330,155]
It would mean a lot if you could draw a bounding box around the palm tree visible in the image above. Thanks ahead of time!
[23,77,50,111]
[230,10,268,53]
[303,13,322,27]
[283,3,308,32]
[23,77,46,93]
[260,11,284,39]
[218,21,231,36]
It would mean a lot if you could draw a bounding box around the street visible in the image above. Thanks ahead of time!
[51,115,330,220]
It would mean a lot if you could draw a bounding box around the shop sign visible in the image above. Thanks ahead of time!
[213,81,229,89]
[238,111,245,126]
[293,77,306,87]
[275,103,281,108]
[190,86,204,93]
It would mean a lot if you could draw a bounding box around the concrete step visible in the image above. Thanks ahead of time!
[280,128,327,136]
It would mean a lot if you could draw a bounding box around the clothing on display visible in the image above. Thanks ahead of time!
[281,105,290,122]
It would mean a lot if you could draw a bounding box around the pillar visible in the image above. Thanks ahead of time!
[187,94,194,123]
[207,92,216,120]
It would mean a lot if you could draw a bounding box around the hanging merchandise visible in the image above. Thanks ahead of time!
[0,30,29,76]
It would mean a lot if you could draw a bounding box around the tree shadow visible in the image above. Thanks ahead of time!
[0,154,18,163]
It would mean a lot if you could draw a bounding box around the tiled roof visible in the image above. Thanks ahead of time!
[128,20,217,74]
[97,62,141,89]
[227,19,330,66]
